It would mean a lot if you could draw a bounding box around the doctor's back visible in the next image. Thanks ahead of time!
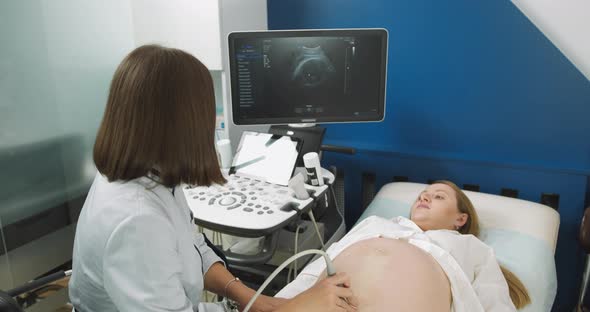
[68,45,226,311]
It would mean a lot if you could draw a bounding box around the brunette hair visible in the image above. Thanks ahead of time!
[94,44,225,187]
[433,180,531,309]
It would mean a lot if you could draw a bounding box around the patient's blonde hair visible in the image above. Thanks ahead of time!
[434,180,531,309]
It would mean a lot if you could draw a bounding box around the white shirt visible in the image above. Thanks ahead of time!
[69,173,223,312]
[279,215,516,312]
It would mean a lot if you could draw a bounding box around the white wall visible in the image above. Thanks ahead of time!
[129,0,269,149]
[511,0,590,80]
[130,0,223,70]
[219,0,269,151]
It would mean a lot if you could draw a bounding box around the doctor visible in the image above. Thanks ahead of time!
[68,44,357,312]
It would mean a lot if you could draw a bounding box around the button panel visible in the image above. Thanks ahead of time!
[183,175,300,222]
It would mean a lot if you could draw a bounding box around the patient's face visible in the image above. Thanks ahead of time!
[410,183,465,231]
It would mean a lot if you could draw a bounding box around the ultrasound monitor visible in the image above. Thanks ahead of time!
[228,29,388,125]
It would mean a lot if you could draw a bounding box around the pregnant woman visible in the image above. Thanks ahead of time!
[278,180,530,312]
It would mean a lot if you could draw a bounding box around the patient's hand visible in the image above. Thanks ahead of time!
[278,272,358,312]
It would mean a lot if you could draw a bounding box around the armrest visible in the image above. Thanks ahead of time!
[320,144,356,155]
[0,269,71,312]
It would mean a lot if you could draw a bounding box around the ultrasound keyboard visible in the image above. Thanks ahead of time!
[183,174,327,236]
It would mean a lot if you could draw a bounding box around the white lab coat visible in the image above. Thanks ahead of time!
[278,215,517,312]
[69,173,224,312]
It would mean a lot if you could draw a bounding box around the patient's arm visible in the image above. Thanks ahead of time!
[471,248,517,311]
[316,237,451,312]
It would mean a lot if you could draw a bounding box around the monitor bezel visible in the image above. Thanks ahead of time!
[228,28,388,126]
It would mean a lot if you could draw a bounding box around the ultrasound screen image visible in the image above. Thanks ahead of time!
[229,30,387,124]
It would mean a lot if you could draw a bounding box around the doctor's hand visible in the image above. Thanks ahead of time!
[243,295,287,312]
[278,272,359,312]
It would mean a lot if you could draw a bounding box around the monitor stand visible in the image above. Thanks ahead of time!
[287,123,316,128]
[268,124,326,167]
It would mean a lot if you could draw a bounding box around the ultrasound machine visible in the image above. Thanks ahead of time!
[184,28,388,290]
[183,131,325,237]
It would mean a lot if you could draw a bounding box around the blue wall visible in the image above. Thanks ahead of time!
[267,0,590,310]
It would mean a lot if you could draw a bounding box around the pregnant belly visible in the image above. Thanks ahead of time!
[318,237,451,312]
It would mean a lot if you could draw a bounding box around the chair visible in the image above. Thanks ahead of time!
[0,270,70,312]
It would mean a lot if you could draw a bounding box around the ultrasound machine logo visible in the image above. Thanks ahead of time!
[291,46,335,88]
